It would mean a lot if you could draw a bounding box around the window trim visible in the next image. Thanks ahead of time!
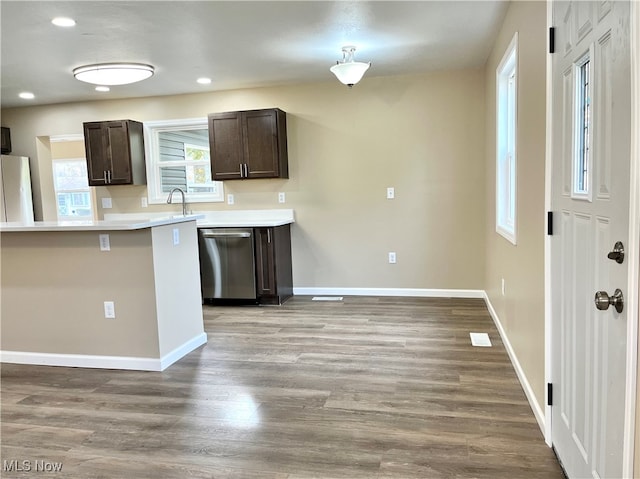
[496,32,518,245]
[144,117,224,204]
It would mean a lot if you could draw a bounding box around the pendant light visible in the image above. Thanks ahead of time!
[330,46,371,87]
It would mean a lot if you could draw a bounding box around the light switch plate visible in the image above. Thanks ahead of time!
[101,197,112,209]
[173,228,180,246]
[387,187,395,199]
[104,301,116,319]
[99,234,110,251]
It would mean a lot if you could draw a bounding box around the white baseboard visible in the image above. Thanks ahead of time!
[0,351,164,371]
[0,333,208,372]
[159,333,207,370]
[483,292,546,433]
[293,287,485,298]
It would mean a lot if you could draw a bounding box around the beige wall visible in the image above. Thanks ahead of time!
[1,229,161,357]
[33,137,55,221]
[484,2,547,409]
[1,71,486,291]
[50,139,85,159]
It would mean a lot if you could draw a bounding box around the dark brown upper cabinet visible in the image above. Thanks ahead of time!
[208,108,288,180]
[83,120,146,186]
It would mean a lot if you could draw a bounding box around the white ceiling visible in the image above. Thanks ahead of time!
[1,1,509,109]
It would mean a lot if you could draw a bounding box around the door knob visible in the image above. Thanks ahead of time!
[607,241,625,264]
[594,289,624,313]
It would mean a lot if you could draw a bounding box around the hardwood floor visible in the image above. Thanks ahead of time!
[1,296,564,478]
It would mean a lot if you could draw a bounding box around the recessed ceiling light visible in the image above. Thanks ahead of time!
[73,63,155,86]
[52,17,76,27]
[95,86,110,92]
[19,92,35,100]
[197,77,212,85]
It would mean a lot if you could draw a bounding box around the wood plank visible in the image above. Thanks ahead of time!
[1,296,563,478]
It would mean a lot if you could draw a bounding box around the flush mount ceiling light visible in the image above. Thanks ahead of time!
[51,17,76,27]
[330,46,371,87]
[73,63,155,86]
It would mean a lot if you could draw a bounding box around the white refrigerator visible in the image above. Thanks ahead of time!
[0,155,34,222]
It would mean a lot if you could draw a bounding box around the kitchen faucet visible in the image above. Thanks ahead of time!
[166,187,187,216]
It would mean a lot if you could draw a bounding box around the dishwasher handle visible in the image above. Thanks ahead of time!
[200,231,252,238]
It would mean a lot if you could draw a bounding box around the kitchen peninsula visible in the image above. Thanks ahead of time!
[0,215,205,371]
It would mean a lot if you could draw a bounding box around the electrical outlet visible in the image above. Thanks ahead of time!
[173,228,180,246]
[278,192,286,203]
[99,234,110,251]
[141,197,148,208]
[501,278,505,296]
[388,252,397,264]
[387,187,395,199]
[227,194,234,205]
[104,301,115,319]
[101,197,112,209]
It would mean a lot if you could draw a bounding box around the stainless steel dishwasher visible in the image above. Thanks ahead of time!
[198,228,257,303]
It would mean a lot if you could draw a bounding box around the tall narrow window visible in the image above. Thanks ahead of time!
[496,33,518,244]
[574,55,591,197]
[52,159,94,220]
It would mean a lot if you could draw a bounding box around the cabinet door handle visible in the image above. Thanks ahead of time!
[239,164,244,178]
[244,163,249,178]
[103,170,107,183]
[267,229,271,243]
[107,170,112,183]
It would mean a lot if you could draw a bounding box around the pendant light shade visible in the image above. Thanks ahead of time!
[73,63,155,86]
[330,46,370,87]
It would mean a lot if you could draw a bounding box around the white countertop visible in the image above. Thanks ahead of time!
[1,209,295,233]
[0,215,202,232]
[105,209,295,228]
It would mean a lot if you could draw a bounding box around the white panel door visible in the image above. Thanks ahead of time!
[550,1,631,478]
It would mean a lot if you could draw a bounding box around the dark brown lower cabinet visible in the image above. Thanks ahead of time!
[254,224,293,305]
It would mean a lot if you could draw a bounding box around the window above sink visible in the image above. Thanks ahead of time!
[144,118,224,204]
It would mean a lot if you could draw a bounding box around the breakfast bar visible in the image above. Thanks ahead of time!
[0,215,206,371]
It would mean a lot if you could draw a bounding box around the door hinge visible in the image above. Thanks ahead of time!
[547,211,553,236]
[549,27,556,54]
[547,382,553,406]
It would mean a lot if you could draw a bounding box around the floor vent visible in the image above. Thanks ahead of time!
[470,332,492,347]
[312,296,344,301]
